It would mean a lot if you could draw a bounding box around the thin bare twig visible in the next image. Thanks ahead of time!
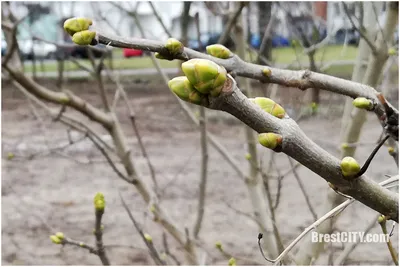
[379,216,399,265]
[342,2,378,55]
[119,192,166,265]
[103,65,159,191]
[217,2,246,45]
[148,2,172,37]
[287,157,318,220]
[162,233,181,265]
[193,12,209,240]
[334,215,381,265]
[258,177,398,264]
[93,205,110,265]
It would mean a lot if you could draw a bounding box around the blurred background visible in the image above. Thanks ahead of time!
[2,1,399,266]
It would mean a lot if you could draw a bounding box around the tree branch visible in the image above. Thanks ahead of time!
[342,2,378,55]
[94,30,398,130]
[204,76,398,221]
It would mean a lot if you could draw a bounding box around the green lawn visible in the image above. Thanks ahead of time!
[23,45,359,74]
[271,44,358,64]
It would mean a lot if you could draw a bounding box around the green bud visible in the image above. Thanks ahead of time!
[388,147,395,155]
[258,133,282,149]
[378,215,386,223]
[291,39,300,48]
[55,232,65,240]
[168,76,206,105]
[150,205,156,213]
[352,97,373,110]
[215,241,223,250]
[59,95,70,104]
[311,102,318,113]
[253,97,286,118]
[340,157,360,177]
[7,152,14,160]
[63,17,93,36]
[94,192,105,211]
[262,68,271,77]
[155,52,168,60]
[79,242,84,247]
[144,233,153,243]
[72,30,96,46]
[341,143,349,149]
[388,48,397,56]
[50,235,62,244]
[206,44,232,59]
[228,257,236,266]
[165,38,184,55]
[181,58,227,96]
[244,153,252,160]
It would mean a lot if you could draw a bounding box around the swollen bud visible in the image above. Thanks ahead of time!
[341,143,349,149]
[150,205,156,213]
[378,215,386,224]
[258,133,282,150]
[228,257,236,266]
[93,192,105,212]
[262,68,271,77]
[55,232,65,240]
[165,38,184,56]
[50,235,62,244]
[181,59,227,96]
[144,233,153,243]
[215,241,223,251]
[388,48,397,56]
[206,44,232,59]
[72,30,96,46]
[340,157,360,177]
[352,97,373,110]
[253,97,286,118]
[7,152,14,160]
[311,102,318,113]
[155,52,168,60]
[168,76,206,105]
[63,17,93,36]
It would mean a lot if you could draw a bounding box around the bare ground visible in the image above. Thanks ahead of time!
[2,79,398,265]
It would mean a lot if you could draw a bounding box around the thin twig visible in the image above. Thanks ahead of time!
[342,2,378,55]
[93,205,110,265]
[103,65,159,191]
[148,2,172,37]
[334,215,381,265]
[162,233,181,265]
[257,177,397,264]
[379,216,399,265]
[217,2,246,45]
[119,192,166,265]
[287,157,318,221]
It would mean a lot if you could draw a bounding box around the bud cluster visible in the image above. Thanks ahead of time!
[168,58,228,104]
[64,17,96,45]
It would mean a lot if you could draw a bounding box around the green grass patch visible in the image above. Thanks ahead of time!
[23,55,178,73]
[271,44,358,64]
[23,44,363,80]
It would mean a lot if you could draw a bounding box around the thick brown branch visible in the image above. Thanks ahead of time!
[204,77,398,221]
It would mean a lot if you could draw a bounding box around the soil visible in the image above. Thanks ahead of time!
[2,78,398,265]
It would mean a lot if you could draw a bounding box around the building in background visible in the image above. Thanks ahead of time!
[7,1,390,48]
